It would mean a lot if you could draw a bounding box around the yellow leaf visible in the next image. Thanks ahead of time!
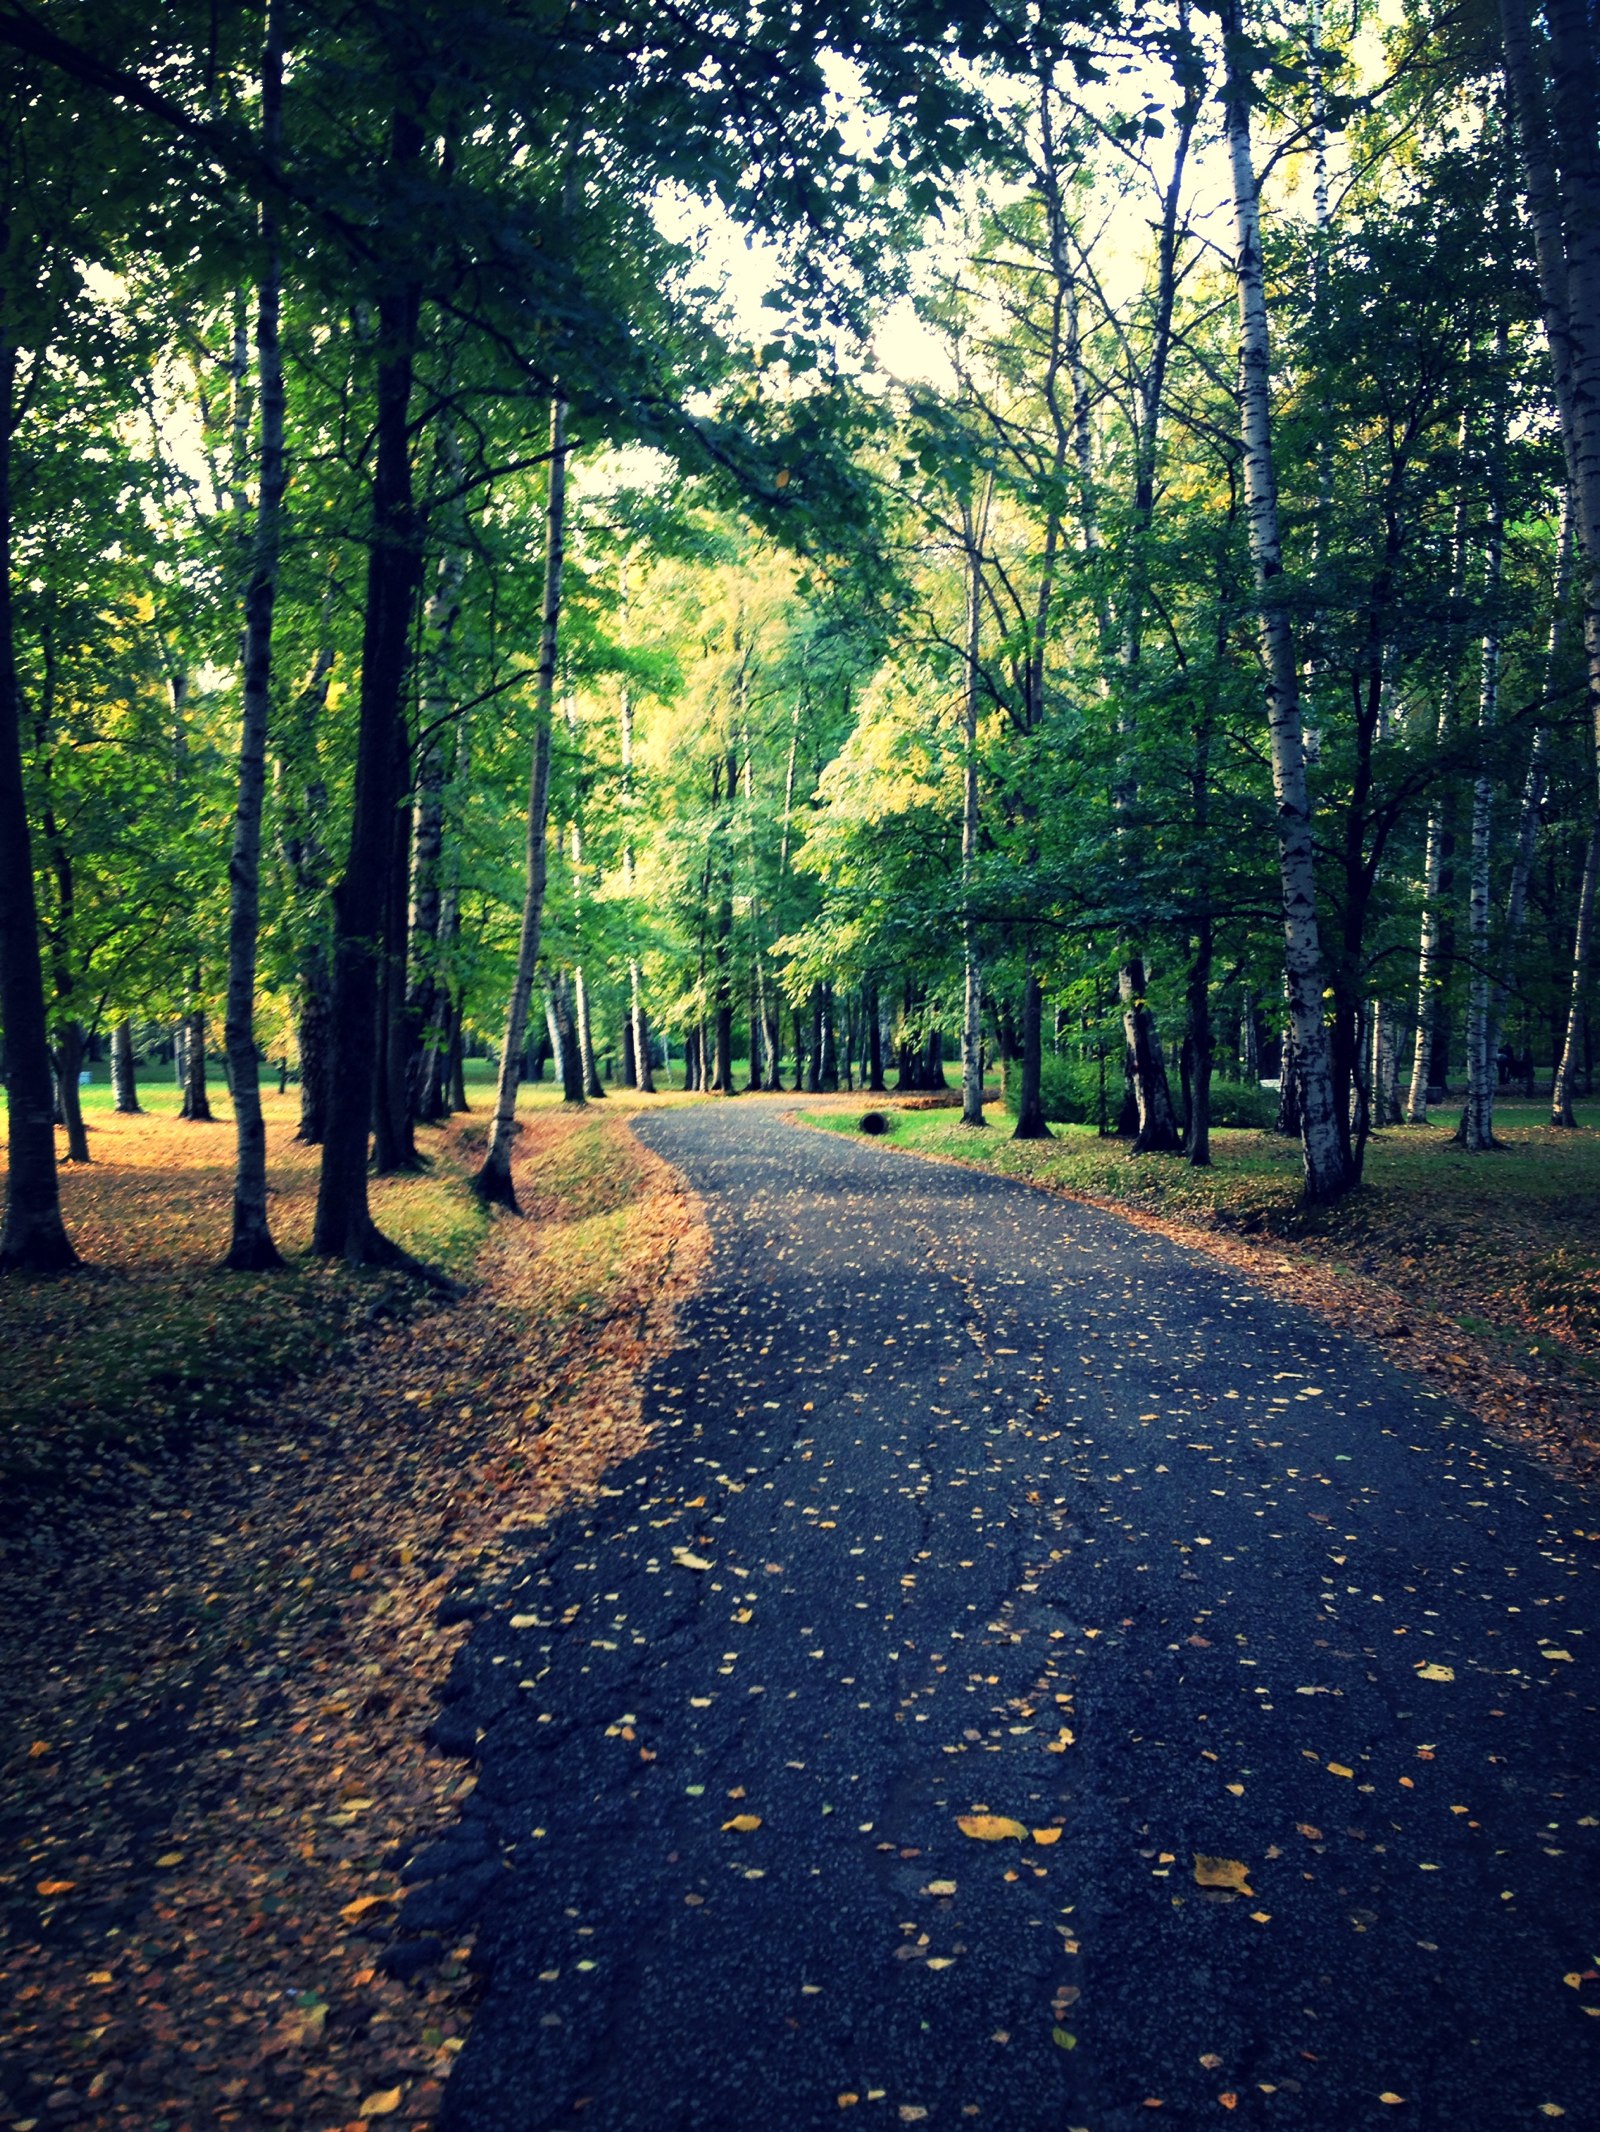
[722,1813,762,1832]
[359,2087,404,2117]
[1032,1828,1062,1846]
[1414,1663,1454,1682]
[1250,1911,1272,1924]
[1225,1784,1244,1797]
[155,1852,185,1868]
[1538,2107,1566,2118]
[1378,2094,1405,2107]
[1193,1855,1253,1895]
[672,1549,714,1571]
[957,1814,1029,1842]
[35,1879,75,1897]
[838,2097,860,2110]
[924,1880,957,1896]
[1327,1763,1355,1779]
[340,1892,396,1922]
[509,1614,539,1629]
[925,1956,955,1970]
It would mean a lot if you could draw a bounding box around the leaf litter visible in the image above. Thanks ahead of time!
[0,1102,706,2131]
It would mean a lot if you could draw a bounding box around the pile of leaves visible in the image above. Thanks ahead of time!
[0,1102,706,2131]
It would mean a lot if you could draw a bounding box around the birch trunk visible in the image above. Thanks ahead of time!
[961,495,987,1127]
[223,0,286,1269]
[1553,821,1598,1124]
[618,679,655,1091]
[407,421,465,1124]
[475,395,568,1209]
[1502,0,1600,1121]
[1458,328,1509,1152]
[1221,0,1352,1202]
[1487,494,1572,1101]
[181,998,213,1121]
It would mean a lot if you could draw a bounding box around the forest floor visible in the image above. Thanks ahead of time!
[0,1085,707,2131]
[806,1095,1600,1489]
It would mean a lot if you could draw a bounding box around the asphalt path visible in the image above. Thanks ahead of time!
[419,1102,1600,2132]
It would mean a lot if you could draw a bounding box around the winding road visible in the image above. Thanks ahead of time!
[414,1103,1600,2132]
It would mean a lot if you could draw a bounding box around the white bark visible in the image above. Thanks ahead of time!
[1220,0,1350,1201]
[1460,333,1508,1154]
[477,396,567,1207]
[960,486,990,1127]
[222,0,285,1269]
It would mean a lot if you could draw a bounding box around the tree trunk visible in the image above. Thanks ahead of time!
[1118,957,1181,1151]
[616,679,656,1094]
[1405,805,1447,1122]
[865,980,884,1093]
[476,395,568,1209]
[223,2,286,1270]
[1457,327,1509,1154]
[296,945,332,1144]
[110,1020,142,1115]
[52,1021,89,1163]
[1221,0,1352,1202]
[1502,0,1600,1123]
[406,422,465,1125]
[1485,492,1572,1118]
[550,972,586,1105]
[574,962,605,1098]
[181,1002,213,1121]
[819,984,839,1091]
[312,103,428,1265]
[960,506,987,1127]
[1553,818,1599,1124]
[0,322,78,1265]
[1011,967,1050,1139]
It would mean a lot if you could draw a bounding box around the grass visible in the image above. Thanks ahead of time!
[811,1092,1600,1379]
[0,1067,709,1491]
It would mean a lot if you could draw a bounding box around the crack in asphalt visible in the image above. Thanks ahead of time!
[407,1103,1600,2132]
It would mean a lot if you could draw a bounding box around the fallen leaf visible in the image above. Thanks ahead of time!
[925,1956,956,1970]
[1193,1856,1253,1895]
[34,1879,75,1897]
[958,1815,1029,1841]
[1414,1664,1454,1683]
[1032,1828,1062,1846]
[359,2088,403,2117]
[924,1880,957,1896]
[1327,1763,1355,1779]
[1220,2096,1238,2111]
[722,1814,762,1833]
[1052,2028,1077,2050]
[1200,2055,1223,2070]
[339,1892,395,1922]
[838,2097,860,2110]
[1378,2094,1405,2107]
[672,1549,714,1571]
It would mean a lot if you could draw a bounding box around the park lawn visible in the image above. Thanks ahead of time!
[0,1075,681,1490]
[809,1094,1600,1405]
